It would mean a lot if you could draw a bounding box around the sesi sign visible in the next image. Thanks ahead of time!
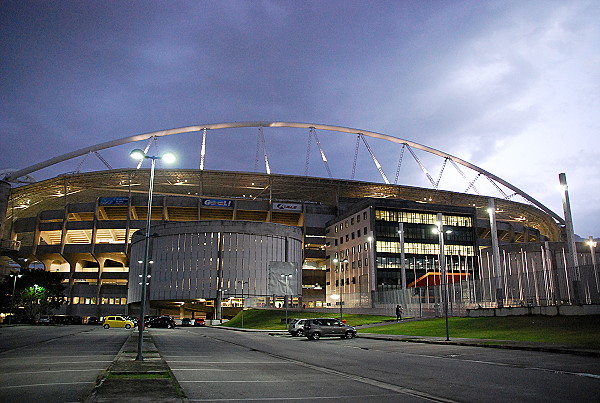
[272,202,302,211]
[202,199,233,208]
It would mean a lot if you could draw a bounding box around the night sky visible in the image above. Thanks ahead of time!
[1,1,599,237]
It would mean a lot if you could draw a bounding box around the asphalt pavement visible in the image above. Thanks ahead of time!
[84,322,600,402]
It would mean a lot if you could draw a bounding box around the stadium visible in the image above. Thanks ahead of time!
[1,122,596,322]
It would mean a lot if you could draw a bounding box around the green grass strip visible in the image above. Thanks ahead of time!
[360,315,600,348]
[223,308,394,329]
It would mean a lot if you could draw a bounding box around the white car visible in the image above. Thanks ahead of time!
[288,319,307,336]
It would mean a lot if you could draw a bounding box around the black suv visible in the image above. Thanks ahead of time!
[304,318,357,340]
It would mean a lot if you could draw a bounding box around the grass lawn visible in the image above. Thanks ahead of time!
[222,308,394,330]
[360,315,600,348]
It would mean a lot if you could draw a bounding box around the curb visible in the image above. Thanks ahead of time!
[85,330,185,402]
[355,333,600,357]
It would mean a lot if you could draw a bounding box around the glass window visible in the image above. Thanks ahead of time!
[357,215,361,223]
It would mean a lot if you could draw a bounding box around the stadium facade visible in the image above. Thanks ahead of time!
[1,168,563,321]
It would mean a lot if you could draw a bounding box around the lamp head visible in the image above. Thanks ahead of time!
[161,152,176,164]
[130,149,146,160]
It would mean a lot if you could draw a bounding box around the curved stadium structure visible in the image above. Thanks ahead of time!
[1,122,575,321]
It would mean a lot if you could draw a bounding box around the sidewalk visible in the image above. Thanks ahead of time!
[85,330,184,402]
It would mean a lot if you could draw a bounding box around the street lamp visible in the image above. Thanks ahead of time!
[130,148,176,361]
[432,213,451,341]
[237,280,248,328]
[8,273,23,325]
[281,274,293,325]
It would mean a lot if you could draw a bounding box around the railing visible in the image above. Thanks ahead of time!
[0,239,21,251]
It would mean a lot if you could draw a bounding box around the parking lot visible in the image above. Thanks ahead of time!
[0,326,129,403]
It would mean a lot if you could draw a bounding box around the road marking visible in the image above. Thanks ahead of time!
[0,369,101,376]
[353,346,600,380]
[172,369,241,372]
[186,393,411,401]
[0,360,111,365]
[0,381,91,390]
[197,331,458,402]
[181,380,284,383]
[168,361,287,364]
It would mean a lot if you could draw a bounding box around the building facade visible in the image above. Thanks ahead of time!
[1,169,560,320]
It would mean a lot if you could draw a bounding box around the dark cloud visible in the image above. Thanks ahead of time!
[1,0,598,235]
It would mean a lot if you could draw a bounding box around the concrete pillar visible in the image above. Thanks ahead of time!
[0,180,11,240]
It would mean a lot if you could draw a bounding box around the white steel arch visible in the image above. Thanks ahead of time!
[3,121,563,223]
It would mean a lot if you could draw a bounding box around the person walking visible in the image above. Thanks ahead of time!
[396,304,403,321]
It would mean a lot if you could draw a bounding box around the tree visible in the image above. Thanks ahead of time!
[0,268,65,322]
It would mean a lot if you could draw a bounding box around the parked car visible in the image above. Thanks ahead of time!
[181,318,192,326]
[288,319,307,336]
[103,315,135,329]
[147,316,176,329]
[87,316,100,325]
[193,318,206,327]
[304,318,357,340]
[38,315,52,325]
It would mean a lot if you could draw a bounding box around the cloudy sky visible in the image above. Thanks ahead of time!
[1,1,599,237]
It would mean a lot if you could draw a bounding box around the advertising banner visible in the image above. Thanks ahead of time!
[272,202,302,211]
[99,197,129,206]
[202,199,233,208]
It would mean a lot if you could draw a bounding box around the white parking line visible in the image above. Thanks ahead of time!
[0,381,92,390]
[0,369,102,376]
[186,393,406,401]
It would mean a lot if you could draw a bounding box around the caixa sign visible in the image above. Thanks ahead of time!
[202,199,233,208]
[272,202,302,211]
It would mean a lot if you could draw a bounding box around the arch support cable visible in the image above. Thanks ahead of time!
[435,158,448,188]
[465,173,482,193]
[75,152,91,173]
[486,175,509,199]
[394,144,406,185]
[304,128,313,176]
[312,128,332,179]
[254,127,271,174]
[94,152,113,170]
[449,160,480,194]
[360,134,390,184]
[405,144,436,189]
[351,134,361,180]
[200,128,207,170]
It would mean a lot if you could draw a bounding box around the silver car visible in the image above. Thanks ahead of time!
[304,318,357,340]
[288,319,307,336]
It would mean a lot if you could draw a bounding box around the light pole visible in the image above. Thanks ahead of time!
[130,148,176,361]
[559,173,581,303]
[587,237,598,292]
[237,280,248,328]
[8,273,23,325]
[281,274,293,325]
[433,213,452,341]
[334,258,347,320]
[398,223,406,289]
